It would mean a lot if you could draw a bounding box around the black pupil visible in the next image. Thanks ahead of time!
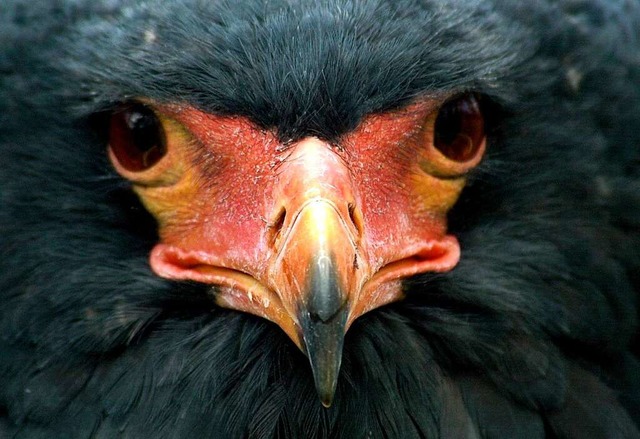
[126,107,161,154]
[435,104,462,145]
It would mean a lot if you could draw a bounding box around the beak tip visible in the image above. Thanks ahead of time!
[320,393,335,408]
[306,339,342,408]
[314,370,338,408]
[302,310,346,410]
[309,362,339,408]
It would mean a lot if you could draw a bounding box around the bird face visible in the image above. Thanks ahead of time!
[108,94,486,404]
[4,1,640,435]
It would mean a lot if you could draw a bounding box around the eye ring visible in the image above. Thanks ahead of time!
[109,102,167,172]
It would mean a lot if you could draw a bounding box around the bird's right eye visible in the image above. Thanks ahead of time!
[109,103,167,172]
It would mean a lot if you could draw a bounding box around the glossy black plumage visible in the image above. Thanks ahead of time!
[1,0,639,437]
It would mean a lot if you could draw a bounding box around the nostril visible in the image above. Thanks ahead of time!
[268,206,287,245]
[347,203,364,237]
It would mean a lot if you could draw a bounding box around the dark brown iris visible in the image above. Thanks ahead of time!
[109,103,167,171]
[434,94,485,162]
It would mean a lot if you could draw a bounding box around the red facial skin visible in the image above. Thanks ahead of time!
[109,98,484,350]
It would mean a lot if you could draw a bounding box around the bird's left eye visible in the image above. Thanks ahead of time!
[434,94,485,163]
[109,103,167,172]
[418,94,487,177]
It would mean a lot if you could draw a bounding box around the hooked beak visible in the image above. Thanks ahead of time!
[267,141,365,407]
[271,199,358,406]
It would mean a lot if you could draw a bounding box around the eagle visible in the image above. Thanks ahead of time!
[1,0,639,437]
